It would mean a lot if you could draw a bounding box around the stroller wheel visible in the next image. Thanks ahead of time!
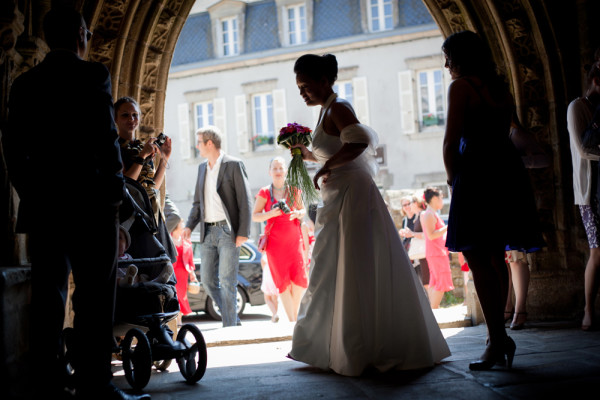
[176,324,207,384]
[153,359,172,371]
[121,328,152,390]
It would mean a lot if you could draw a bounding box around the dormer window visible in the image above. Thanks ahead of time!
[368,0,393,32]
[208,0,246,58]
[286,4,307,45]
[277,0,313,47]
[222,17,239,56]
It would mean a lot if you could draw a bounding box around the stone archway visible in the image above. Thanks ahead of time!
[85,0,597,317]
[1,0,599,327]
[3,0,600,394]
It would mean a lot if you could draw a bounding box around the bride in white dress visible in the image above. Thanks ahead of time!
[288,54,450,376]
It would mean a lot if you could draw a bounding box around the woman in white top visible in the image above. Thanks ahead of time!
[567,60,600,331]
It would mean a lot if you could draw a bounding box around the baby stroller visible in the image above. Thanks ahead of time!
[62,177,207,391]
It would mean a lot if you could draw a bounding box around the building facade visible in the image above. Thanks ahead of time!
[164,0,450,221]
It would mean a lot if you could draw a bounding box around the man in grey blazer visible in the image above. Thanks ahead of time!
[182,127,252,326]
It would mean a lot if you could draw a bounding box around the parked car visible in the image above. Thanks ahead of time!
[188,233,265,320]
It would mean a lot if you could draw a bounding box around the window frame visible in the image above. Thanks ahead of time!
[193,101,215,158]
[367,0,394,32]
[221,16,239,57]
[285,3,307,46]
[251,92,275,151]
[416,68,446,132]
[276,0,313,47]
[334,80,354,106]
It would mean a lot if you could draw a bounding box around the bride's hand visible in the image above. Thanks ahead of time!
[313,166,331,191]
[290,143,314,161]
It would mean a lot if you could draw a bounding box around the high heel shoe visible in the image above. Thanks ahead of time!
[504,309,514,324]
[469,337,516,371]
[504,336,516,369]
[510,312,527,330]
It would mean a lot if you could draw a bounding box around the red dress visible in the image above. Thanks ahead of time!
[173,237,195,315]
[258,186,307,293]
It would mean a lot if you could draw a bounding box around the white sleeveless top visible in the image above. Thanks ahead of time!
[311,93,379,175]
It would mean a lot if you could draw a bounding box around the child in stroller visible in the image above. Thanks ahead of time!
[117,225,174,288]
[112,178,207,390]
[62,178,207,392]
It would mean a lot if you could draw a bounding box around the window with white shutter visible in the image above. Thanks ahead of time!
[178,103,191,160]
[235,95,249,153]
[398,70,415,134]
[352,77,369,125]
[272,89,287,136]
[213,98,227,152]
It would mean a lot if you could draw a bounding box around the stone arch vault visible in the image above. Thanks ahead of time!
[2,0,600,326]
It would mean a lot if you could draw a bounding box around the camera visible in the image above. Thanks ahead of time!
[274,200,291,214]
[155,133,167,147]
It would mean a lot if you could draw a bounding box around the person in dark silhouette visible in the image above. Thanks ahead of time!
[3,7,148,400]
[443,30,544,370]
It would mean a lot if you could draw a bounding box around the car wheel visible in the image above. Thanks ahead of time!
[206,286,246,320]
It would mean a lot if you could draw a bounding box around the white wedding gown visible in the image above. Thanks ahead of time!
[289,94,450,376]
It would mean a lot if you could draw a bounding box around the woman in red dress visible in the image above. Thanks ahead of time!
[252,157,308,321]
[171,220,196,322]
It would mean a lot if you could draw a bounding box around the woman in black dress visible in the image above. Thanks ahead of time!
[442,31,544,370]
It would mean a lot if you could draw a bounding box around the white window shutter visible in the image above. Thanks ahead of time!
[398,70,415,134]
[272,89,287,133]
[214,98,227,152]
[353,77,369,125]
[178,103,191,160]
[235,95,249,153]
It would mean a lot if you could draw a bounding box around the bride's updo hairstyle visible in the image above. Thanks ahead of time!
[294,54,338,86]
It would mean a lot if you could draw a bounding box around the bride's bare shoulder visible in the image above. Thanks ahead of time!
[328,98,359,127]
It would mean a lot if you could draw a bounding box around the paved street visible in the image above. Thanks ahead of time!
[110,304,600,400]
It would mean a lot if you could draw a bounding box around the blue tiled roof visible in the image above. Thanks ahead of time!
[313,0,362,41]
[246,1,280,53]
[171,0,435,68]
[171,13,212,66]
[398,0,434,26]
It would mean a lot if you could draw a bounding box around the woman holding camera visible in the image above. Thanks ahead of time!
[114,97,172,221]
[252,156,307,322]
[114,96,176,262]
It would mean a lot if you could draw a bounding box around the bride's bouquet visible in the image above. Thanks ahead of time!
[277,122,320,206]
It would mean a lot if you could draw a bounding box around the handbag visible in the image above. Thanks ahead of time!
[407,237,426,260]
[258,231,269,252]
[188,280,200,294]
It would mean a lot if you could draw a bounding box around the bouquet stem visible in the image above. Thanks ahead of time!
[286,153,319,206]
[277,122,320,207]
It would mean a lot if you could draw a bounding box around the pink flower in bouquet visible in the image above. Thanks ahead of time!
[277,122,318,205]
